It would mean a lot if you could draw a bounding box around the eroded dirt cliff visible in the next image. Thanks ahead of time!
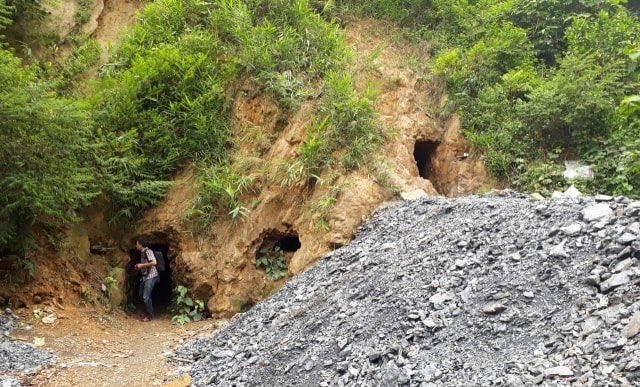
[129,19,490,317]
[0,3,491,318]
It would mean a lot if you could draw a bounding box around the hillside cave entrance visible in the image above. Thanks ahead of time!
[413,140,441,194]
[256,231,301,277]
[127,239,173,316]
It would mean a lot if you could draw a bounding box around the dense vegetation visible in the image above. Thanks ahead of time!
[0,0,383,260]
[1,0,640,264]
[335,0,640,197]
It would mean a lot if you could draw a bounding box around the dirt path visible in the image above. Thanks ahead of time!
[13,306,217,386]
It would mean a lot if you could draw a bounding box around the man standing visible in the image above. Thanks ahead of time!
[135,237,159,322]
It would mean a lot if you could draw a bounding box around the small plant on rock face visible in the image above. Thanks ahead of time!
[255,246,288,281]
[13,256,34,277]
[170,285,205,325]
[102,276,116,298]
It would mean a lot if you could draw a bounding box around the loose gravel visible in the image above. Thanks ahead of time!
[0,310,56,386]
[176,192,640,386]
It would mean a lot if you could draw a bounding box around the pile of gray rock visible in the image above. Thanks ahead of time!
[176,192,640,386]
[0,310,56,386]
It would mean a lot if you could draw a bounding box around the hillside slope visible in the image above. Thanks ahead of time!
[130,18,489,317]
[176,193,640,386]
[0,12,490,318]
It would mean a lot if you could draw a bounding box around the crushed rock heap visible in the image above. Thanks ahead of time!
[178,192,640,386]
[0,310,56,386]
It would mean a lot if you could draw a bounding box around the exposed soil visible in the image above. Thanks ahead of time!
[90,0,142,64]
[16,305,213,386]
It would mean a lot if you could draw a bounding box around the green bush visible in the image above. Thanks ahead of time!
[299,71,384,177]
[255,246,288,280]
[91,37,231,221]
[512,151,567,197]
[63,37,101,79]
[307,178,346,230]
[170,285,205,325]
[75,0,95,25]
[515,52,626,150]
[187,163,257,228]
[0,48,97,255]
[94,0,355,224]
[424,0,640,193]
[578,94,640,197]
[0,0,13,31]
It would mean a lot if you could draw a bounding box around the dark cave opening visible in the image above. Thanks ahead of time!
[413,140,440,181]
[274,235,302,252]
[255,231,301,274]
[127,241,173,315]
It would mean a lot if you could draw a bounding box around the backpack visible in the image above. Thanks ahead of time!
[153,250,167,273]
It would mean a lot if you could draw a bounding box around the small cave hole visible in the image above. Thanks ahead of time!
[255,232,301,280]
[126,241,173,316]
[274,236,301,252]
[413,140,440,181]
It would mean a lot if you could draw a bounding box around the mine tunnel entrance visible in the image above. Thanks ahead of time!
[414,140,439,181]
[413,140,443,194]
[127,241,173,316]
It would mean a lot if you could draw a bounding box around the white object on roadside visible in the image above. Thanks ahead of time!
[563,160,593,180]
[42,314,57,324]
[552,185,582,199]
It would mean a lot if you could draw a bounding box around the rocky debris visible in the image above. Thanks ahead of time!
[0,310,56,385]
[175,193,640,386]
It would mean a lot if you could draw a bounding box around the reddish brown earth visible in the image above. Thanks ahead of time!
[18,306,212,386]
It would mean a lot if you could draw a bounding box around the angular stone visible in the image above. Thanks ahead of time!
[601,364,616,374]
[616,246,633,261]
[582,317,602,336]
[381,362,403,387]
[618,233,637,245]
[492,292,510,300]
[581,204,613,222]
[625,361,640,372]
[549,241,569,258]
[585,275,600,287]
[429,292,454,305]
[622,312,640,338]
[482,302,507,314]
[421,364,440,381]
[422,318,437,328]
[599,272,630,293]
[613,258,633,273]
[211,349,235,358]
[560,223,583,236]
[544,366,573,377]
